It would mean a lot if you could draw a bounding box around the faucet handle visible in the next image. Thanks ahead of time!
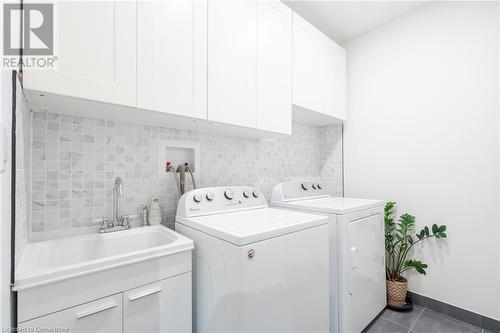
[94,217,111,229]
[120,215,138,227]
[120,215,130,227]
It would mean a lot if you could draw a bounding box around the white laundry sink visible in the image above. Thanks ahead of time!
[13,225,194,291]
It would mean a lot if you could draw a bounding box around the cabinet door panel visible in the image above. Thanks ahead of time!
[330,41,347,120]
[256,1,292,134]
[123,273,192,333]
[208,0,257,128]
[137,1,207,119]
[292,12,323,113]
[292,12,346,121]
[321,36,336,118]
[321,35,346,120]
[19,294,122,333]
[24,1,136,106]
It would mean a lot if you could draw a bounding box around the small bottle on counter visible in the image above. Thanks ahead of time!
[149,197,162,226]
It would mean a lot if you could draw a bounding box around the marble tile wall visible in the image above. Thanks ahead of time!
[30,111,343,234]
[319,124,343,196]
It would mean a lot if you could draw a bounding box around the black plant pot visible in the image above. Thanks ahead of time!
[386,296,414,312]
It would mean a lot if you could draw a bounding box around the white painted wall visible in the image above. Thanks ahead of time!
[345,1,500,320]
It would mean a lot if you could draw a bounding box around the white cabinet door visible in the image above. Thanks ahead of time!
[123,273,192,333]
[292,12,346,121]
[208,0,257,128]
[321,35,347,120]
[330,41,347,120]
[23,1,136,106]
[292,12,323,113]
[19,294,122,333]
[137,1,207,119]
[256,1,292,135]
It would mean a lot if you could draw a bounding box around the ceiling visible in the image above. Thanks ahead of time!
[284,1,428,44]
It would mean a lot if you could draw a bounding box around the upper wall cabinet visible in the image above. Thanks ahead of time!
[322,35,347,121]
[292,12,346,122]
[23,1,136,107]
[292,13,323,114]
[137,1,207,120]
[207,1,257,129]
[208,0,292,134]
[256,1,292,135]
[23,1,343,136]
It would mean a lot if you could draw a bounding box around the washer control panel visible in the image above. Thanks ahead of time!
[177,186,268,218]
[271,181,328,202]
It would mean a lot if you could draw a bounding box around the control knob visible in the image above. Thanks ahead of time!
[243,190,251,198]
[206,192,215,201]
[224,189,234,200]
[193,193,202,203]
[301,183,308,191]
[252,191,259,198]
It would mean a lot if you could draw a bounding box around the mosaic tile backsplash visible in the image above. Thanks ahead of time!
[30,111,343,235]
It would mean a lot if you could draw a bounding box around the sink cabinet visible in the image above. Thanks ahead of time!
[124,274,191,333]
[14,226,194,333]
[19,294,123,333]
[19,273,191,333]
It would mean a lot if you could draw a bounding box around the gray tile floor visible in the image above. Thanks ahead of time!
[364,305,488,333]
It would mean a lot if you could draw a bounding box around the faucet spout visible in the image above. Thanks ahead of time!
[113,177,124,225]
[99,177,130,233]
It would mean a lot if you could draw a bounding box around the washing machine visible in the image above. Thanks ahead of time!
[175,186,330,333]
[271,181,386,333]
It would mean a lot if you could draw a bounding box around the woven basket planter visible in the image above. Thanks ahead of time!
[386,279,408,306]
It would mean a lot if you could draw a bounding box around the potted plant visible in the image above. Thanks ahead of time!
[384,202,447,307]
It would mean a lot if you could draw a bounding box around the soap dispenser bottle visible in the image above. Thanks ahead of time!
[149,197,162,226]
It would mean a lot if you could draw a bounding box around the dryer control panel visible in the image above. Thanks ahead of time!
[271,181,329,202]
[176,186,268,218]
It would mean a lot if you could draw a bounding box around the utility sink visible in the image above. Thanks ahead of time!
[13,225,194,291]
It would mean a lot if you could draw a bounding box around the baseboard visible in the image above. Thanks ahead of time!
[408,291,500,332]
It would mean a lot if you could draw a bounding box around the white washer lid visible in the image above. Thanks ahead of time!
[274,197,384,215]
[176,207,328,246]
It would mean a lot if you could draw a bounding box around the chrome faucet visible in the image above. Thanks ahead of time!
[113,177,124,226]
[99,177,130,233]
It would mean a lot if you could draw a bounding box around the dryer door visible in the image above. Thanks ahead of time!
[348,213,384,295]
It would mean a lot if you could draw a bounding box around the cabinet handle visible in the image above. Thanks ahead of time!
[129,287,162,301]
[76,301,117,319]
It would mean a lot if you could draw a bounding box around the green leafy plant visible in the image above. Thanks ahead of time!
[385,202,447,282]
